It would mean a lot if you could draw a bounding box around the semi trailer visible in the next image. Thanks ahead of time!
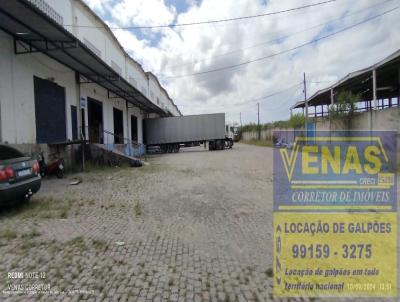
[144,113,234,153]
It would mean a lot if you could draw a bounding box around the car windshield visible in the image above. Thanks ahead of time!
[0,145,24,160]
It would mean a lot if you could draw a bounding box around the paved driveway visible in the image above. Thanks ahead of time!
[0,144,397,301]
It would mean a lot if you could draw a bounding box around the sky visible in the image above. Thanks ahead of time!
[83,0,400,125]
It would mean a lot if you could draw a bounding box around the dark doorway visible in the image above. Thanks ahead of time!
[87,98,103,143]
[71,105,78,140]
[34,77,66,143]
[81,108,85,139]
[131,115,138,142]
[113,108,124,144]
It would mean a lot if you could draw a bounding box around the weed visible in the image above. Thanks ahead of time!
[134,200,143,217]
[21,228,41,239]
[265,267,273,278]
[67,236,86,250]
[0,228,17,240]
[19,196,74,219]
[92,239,107,250]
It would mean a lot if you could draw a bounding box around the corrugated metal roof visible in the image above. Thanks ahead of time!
[291,48,400,109]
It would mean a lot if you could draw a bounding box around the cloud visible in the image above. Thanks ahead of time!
[84,0,400,124]
[83,0,112,15]
[111,0,176,28]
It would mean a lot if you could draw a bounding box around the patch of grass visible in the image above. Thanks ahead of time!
[66,236,86,250]
[134,200,143,217]
[21,228,41,239]
[19,196,74,219]
[241,139,274,148]
[0,228,17,240]
[92,239,108,250]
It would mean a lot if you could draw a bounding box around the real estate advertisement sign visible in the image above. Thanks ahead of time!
[273,131,397,297]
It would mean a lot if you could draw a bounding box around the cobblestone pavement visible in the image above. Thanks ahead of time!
[0,144,398,301]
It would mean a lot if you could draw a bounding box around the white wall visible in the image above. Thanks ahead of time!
[126,60,148,98]
[0,31,77,144]
[0,0,182,146]
[80,83,145,144]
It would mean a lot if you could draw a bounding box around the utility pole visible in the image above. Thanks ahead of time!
[257,102,260,140]
[240,112,242,128]
[303,72,308,130]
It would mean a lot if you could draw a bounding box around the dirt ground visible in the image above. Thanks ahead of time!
[0,143,398,301]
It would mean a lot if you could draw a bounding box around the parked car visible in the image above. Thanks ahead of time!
[0,145,41,205]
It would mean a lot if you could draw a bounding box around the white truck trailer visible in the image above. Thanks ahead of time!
[144,113,233,153]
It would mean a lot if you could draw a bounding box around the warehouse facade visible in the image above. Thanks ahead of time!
[0,0,180,154]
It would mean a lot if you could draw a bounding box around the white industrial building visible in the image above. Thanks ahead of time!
[0,0,181,161]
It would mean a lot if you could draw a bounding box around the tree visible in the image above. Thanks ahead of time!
[288,113,305,129]
[328,90,360,119]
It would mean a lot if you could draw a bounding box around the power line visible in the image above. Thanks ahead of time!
[159,6,399,79]
[233,82,303,107]
[64,0,337,30]
[162,0,394,71]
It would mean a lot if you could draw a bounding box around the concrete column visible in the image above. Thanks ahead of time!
[372,69,377,110]
[126,100,130,142]
[398,66,400,106]
[330,89,334,105]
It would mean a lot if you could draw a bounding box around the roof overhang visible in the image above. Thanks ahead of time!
[292,49,400,109]
[0,0,168,116]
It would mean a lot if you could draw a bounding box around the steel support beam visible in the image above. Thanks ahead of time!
[0,6,156,113]
[80,75,121,84]
[14,38,77,55]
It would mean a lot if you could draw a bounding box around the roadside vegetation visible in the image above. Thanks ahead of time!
[238,113,305,147]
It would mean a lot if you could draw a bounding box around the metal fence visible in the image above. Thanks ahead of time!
[81,126,145,157]
[27,0,63,25]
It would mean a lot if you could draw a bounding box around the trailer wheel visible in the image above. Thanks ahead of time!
[173,144,179,153]
[209,141,215,151]
[160,145,167,153]
[216,140,222,150]
[229,139,233,149]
